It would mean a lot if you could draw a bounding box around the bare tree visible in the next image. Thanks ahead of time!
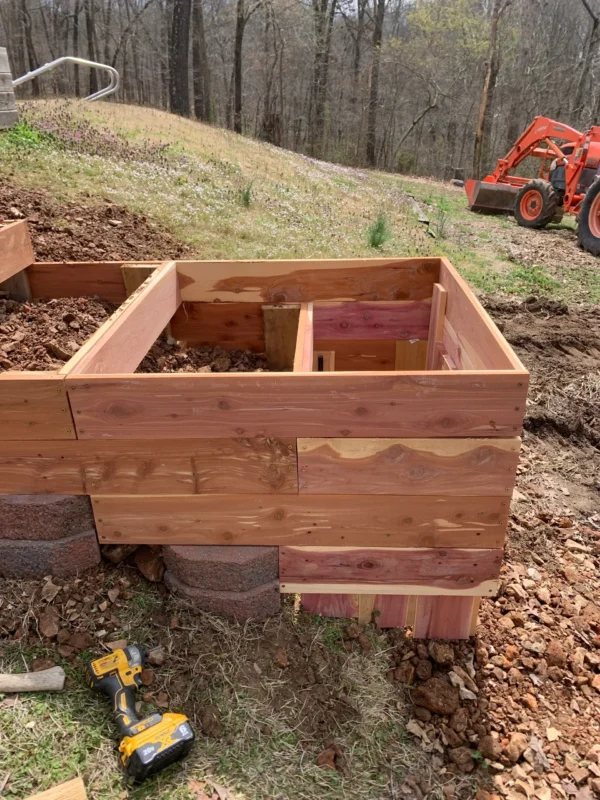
[169,0,192,115]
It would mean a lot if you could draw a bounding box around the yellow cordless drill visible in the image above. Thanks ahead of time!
[86,645,194,782]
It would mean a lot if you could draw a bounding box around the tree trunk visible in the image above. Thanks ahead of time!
[472,0,509,179]
[192,0,211,120]
[309,0,337,157]
[365,0,385,167]
[84,0,99,95]
[20,0,40,96]
[73,0,81,97]
[573,0,600,123]
[169,0,192,115]
[232,0,246,133]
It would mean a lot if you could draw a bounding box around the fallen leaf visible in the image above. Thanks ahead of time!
[206,780,236,800]
[38,607,60,639]
[187,780,211,800]
[0,697,18,708]
[41,580,60,603]
[108,588,120,604]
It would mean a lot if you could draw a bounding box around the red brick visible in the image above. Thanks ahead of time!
[0,495,94,541]
[164,570,280,621]
[0,529,100,578]
[163,545,278,593]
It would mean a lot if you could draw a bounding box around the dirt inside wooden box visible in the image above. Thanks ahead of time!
[0,297,117,372]
[137,337,269,373]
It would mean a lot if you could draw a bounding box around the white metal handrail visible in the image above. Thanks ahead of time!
[13,57,119,101]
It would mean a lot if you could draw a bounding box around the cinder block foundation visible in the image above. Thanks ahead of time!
[164,545,280,621]
[0,495,100,578]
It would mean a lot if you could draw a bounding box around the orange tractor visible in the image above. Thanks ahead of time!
[465,116,600,255]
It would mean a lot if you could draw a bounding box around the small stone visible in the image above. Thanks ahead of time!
[499,616,515,629]
[505,645,519,662]
[106,639,128,652]
[448,746,475,773]
[358,633,371,651]
[504,732,529,763]
[316,747,336,771]
[475,645,489,666]
[537,587,551,604]
[274,647,289,669]
[346,622,360,639]
[546,727,561,742]
[521,693,538,710]
[413,677,460,715]
[428,641,454,666]
[479,734,503,761]
[510,612,527,628]
[414,707,431,722]
[134,546,165,582]
[592,674,600,693]
[140,668,155,686]
[415,659,433,681]
[108,219,123,227]
[571,767,590,784]
[31,658,56,672]
[394,662,415,684]
[200,704,222,739]
[57,644,75,659]
[147,647,165,667]
[563,566,579,584]
[450,707,468,733]
[545,639,567,667]
[68,632,94,651]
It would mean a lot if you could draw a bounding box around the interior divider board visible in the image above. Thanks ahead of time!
[313,339,395,370]
[0,438,298,495]
[312,301,431,340]
[62,261,180,376]
[175,257,440,302]
[279,546,501,595]
[297,437,520,496]
[91,494,508,547]
[443,318,475,370]
[292,303,314,372]
[0,219,35,283]
[394,340,428,370]
[263,304,301,369]
[27,261,162,303]
[66,371,528,439]
[425,284,448,370]
[0,373,76,441]
[168,302,266,352]
[439,258,526,371]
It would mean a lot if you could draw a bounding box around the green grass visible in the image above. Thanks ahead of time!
[1,100,598,302]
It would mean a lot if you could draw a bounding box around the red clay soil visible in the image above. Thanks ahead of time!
[0,179,194,262]
[0,296,116,371]
[138,339,268,373]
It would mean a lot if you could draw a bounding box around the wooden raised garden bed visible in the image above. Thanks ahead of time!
[0,223,529,638]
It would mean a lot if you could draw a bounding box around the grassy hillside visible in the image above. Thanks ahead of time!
[2,99,599,301]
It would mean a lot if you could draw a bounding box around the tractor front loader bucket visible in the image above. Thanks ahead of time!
[465,179,519,214]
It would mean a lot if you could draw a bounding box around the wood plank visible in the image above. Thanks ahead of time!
[0,373,76,441]
[170,302,265,351]
[374,595,410,628]
[26,778,87,800]
[0,268,32,301]
[439,258,526,371]
[425,284,447,370]
[282,581,496,597]
[312,301,430,340]
[121,264,156,296]
[395,340,428,370]
[27,262,161,303]
[92,494,508,547]
[297,438,520,496]
[63,262,180,376]
[263,304,300,369]
[0,438,297,495]
[358,594,376,624]
[176,258,440,302]
[313,339,395,370]
[470,597,481,635]
[443,319,475,370]
[0,220,35,283]
[412,595,476,639]
[313,350,335,371]
[292,303,313,372]
[66,371,528,439]
[279,547,501,595]
[301,594,358,618]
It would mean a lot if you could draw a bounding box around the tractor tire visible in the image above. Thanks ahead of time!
[514,179,559,229]
[578,177,600,256]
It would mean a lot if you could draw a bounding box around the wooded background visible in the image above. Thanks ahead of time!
[1,0,599,178]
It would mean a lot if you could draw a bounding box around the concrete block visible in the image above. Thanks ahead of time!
[0,109,18,129]
[163,545,279,593]
[0,495,95,541]
[165,571,280,622]
[0,529,101,578]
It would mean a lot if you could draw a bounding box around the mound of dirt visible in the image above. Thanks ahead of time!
[0,296,116,371]
[138,340,268,373]
[486,295,600,449]
[0,179,194,262]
